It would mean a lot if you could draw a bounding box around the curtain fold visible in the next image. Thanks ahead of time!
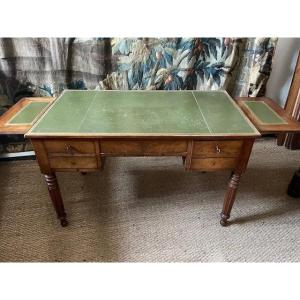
[0,37,277,153]
[0,38,109,107]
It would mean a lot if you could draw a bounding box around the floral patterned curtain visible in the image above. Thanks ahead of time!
[0,37,277,153]
[100,38,277,97]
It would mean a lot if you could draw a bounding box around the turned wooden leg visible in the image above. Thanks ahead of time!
[277,133,285,146]
[44,173,68,227]
[220,171,242,227]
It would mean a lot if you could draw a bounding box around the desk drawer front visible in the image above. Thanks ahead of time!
[190,157,238,171]
[101,140,188,155]
[193,140,243,158]
[49,156,98,170]
[44,139,96,155]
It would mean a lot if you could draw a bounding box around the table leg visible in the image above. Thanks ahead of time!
[44,173,68,227]
[287,168,300,197]
[220,171,241,226]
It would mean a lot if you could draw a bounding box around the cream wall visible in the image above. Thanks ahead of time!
[266,38,300,107]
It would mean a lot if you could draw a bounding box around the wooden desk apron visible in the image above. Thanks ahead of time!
[1,90,299,227]
[30,136,254,227]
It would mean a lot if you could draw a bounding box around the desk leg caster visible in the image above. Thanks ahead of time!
[220,213,229,227]
[60,218,69,227]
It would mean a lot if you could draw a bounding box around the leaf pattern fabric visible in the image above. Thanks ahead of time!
[100,38,277,97]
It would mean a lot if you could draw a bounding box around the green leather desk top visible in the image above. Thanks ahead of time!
[27,90,260,137]
[7,102,49,125]
[243,101,287,125]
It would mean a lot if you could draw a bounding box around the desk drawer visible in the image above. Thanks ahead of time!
[44,139,96,155]
[101,140,188,155]
[193,140,243,158]
[49,156,98,170]
[190,157,238,171]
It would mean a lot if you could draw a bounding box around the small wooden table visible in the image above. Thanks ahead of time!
[0,90,299,227]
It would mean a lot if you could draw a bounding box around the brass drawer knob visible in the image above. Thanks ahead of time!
[64,144,78,155]
[215,145,221,153]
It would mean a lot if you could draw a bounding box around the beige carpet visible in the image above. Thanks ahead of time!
[0,138,299,262]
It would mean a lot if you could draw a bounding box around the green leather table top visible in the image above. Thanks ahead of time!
[27,90,260,137]
[8,102,48,125]
[243,101,287,125]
